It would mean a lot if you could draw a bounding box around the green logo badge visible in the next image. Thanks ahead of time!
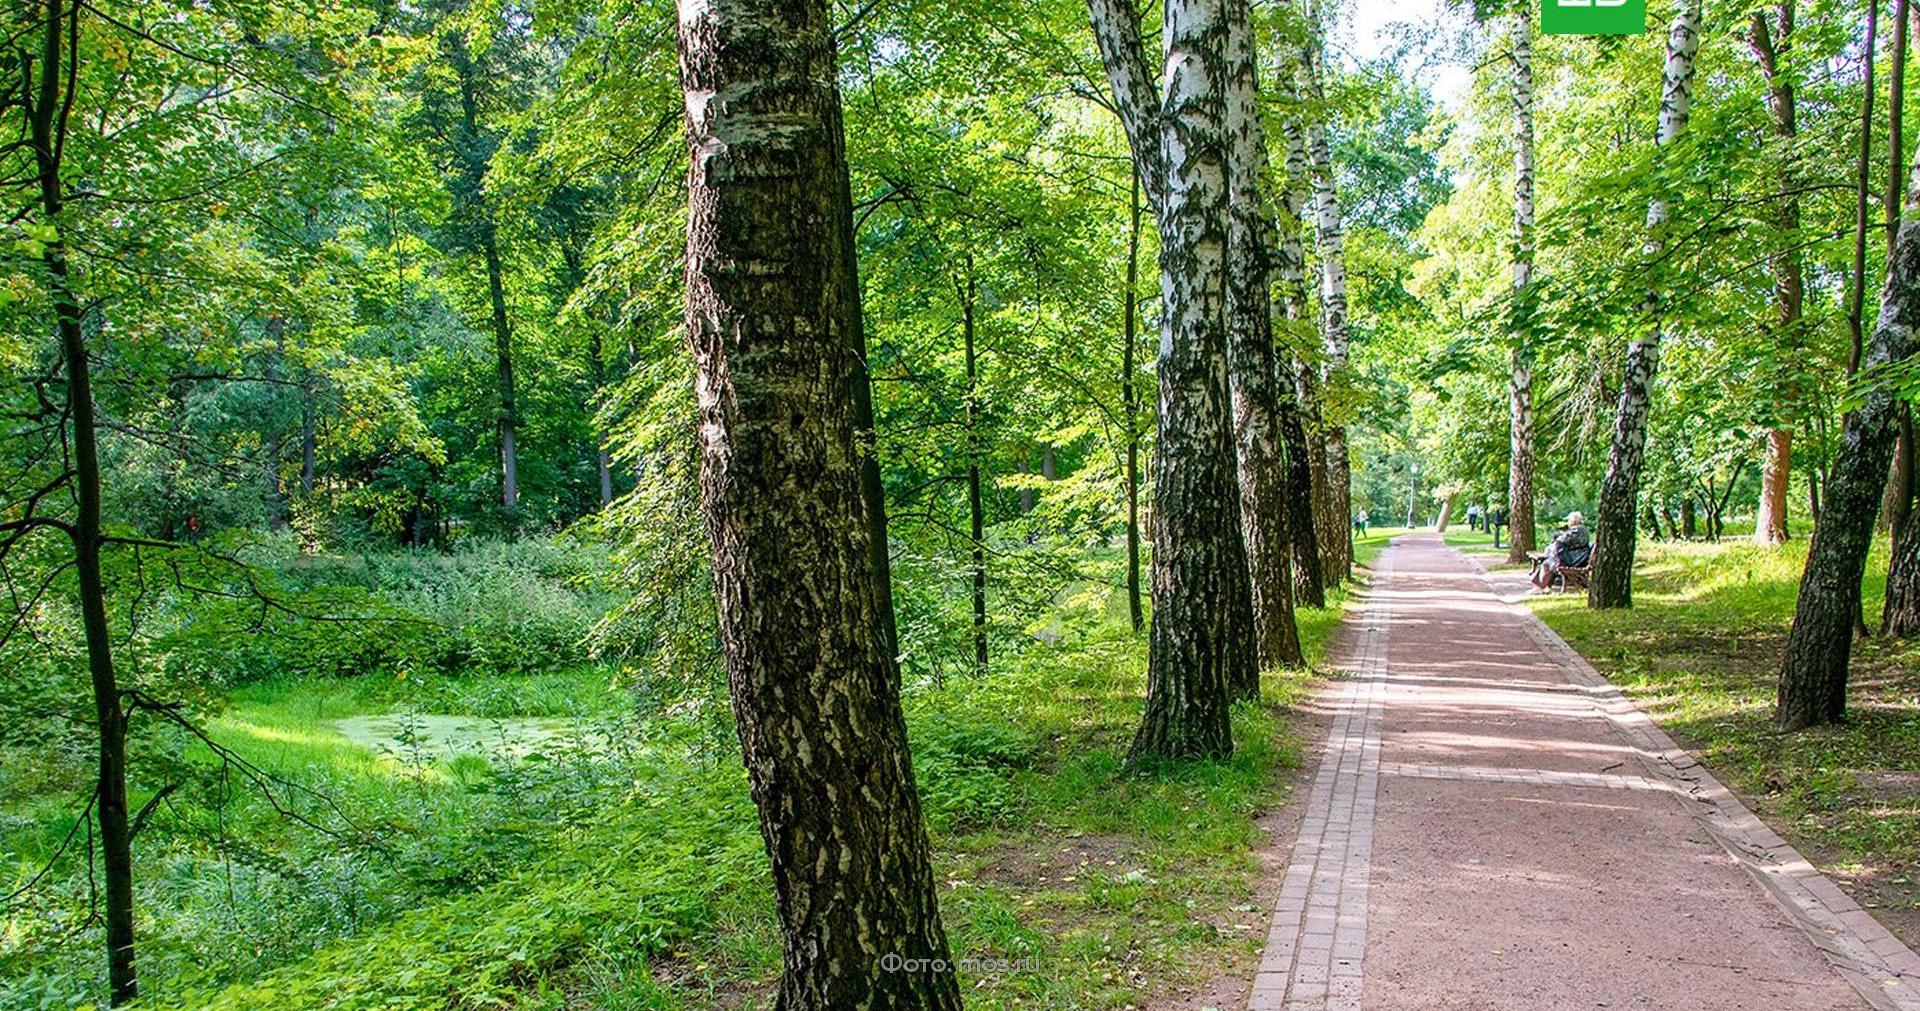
[1541,0,1645,35]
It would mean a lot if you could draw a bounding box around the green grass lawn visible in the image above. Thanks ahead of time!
[1524,537,1920,942]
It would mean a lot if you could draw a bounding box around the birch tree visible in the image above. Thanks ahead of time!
[674,0,962,1003]
[1588,0,1703,610]
[1505,6,1538,565]
[1225,0,1305,672]
[1087,0,1257,758]
[1297,0,1353,580]
[1273,48,1328,610]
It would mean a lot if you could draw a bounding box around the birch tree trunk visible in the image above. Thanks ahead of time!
[1589,0,1703,610]
[1273,69,1327,610]
[1777,128,1920,729]
[1748,4,1803,547]
[1297,0,1352,582]
[1088,0,1256,760]
[675,1,961,1004]
[1225,0,1303,675]
[1506,8,1538,565]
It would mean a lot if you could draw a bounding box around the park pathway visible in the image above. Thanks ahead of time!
[1249,533,1920,1011]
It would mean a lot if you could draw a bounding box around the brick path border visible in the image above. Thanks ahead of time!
[1463,544,1920,1011]
[1249,551,1392,1011]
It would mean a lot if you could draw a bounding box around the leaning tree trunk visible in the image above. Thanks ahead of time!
[1297,1,1353,582]
[674,1,961,1004]
[1506,8,1539,565]
[1224,0,1303,676]
[1776,104,1920,729]
[1274,113,1327,609]
[1589,0,1703,610]
[1088,0,1256,761]
[1748,4,1804,546]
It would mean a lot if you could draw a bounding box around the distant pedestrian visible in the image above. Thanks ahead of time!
[1353,508,1370,537]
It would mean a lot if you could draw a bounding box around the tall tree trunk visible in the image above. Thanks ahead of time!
[1123,174,1146,633]
[300,385,317,497]
[443,32,521,518]
[30,1,135,1000]
[1588,0,1703,609]
[1748,3,1803,547]
[675,1,960,1004]
[1505,8,1538,565]
[1883,0,1920,636]
[960,260,988,676]
[1224,0,1303,676]
[1088,0,1256,761]
[1297,0,1353,583]
[482,236,520,516]
[1776,94,1920,730]
[1273,112,1327,609]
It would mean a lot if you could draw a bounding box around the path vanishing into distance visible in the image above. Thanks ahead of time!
[1249,534,1920,1011]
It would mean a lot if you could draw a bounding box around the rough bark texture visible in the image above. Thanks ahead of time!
[1297,0,1352,583]
[1273,112,1326,609]
[1748,3,1802,547]
[675,1,961,1004]
[1088,0,1256,761]
[1775,113,1920,730]
[1589,0,1702,610]
[1224,0,1303,675]
[1505,8,1538,565]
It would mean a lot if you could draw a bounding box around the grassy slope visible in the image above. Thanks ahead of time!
[145,565,1377,1010]
[1477,536,1920,941]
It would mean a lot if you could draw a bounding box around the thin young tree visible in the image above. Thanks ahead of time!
[1747,1,1804,547]
[1121,175,1148,632]
[1588,0,1704,609]
[674,0,962,1003]
[1225,0,1305,675]
[1777,72,1920,729]
[958,259,989,675]
[1087,0,1257,759]
[1505,5,1539,565]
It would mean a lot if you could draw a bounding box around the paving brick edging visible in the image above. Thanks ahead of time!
[1248,551,1392,1011]
[1459,546,1920,1011]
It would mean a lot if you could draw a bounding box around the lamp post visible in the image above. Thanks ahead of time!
[1407,462,1420,529]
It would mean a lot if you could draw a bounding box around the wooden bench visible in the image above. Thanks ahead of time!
[1528,550,1592,594]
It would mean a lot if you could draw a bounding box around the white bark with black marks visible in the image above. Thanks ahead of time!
[1224,0,1303,675]
[676,0,962,1004]
[1590,0,1702,609]
[1087,0,1256,760]
[1506,8,1538,564]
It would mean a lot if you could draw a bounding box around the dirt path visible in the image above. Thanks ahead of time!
[1248,533,1920,1011]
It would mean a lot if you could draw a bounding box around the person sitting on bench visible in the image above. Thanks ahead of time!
[1533,511,1592,591]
